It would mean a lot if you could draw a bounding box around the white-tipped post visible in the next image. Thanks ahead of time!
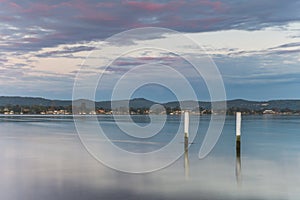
[236,112,241,157]
[236,112,241,137]
[184,111,190,179]
[235,112,242,184]
[184,111,189,152]
[184,111,189,138]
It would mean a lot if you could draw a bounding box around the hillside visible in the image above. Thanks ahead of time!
[1,96,300,111]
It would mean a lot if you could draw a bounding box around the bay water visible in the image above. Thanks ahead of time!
[0,115,299,200]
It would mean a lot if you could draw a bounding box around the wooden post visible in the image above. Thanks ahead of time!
[236,112,242,184]
[184,111,189,179]
[184,111,189,152]
[236,112,241,157]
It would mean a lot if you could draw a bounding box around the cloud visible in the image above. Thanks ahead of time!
[1,0,300,100]
[216,54,300,85]
[1,0,300,53]
[271,42,300,49]
[266,42,300,55]
[36,46,94,57]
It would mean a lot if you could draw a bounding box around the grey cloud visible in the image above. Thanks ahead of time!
[271,42,300,49]
[265,42,300,55]
[216,54,300,86]
[271,49,300,55]
[1,0,300,53]
[36,46,94,57]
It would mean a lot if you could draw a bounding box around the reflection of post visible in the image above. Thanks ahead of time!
[184,145,190,179]
[184,111,190,179]
[236,152,241,184]
[236,112,242,184]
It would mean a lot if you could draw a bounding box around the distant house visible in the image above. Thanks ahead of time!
[263,109,276,114]
[89,111,96,115]
[98,109,106,114]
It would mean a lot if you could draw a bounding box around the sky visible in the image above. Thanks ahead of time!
[1,0,300,102]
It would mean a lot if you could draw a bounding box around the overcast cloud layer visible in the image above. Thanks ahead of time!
[1,0,300,101]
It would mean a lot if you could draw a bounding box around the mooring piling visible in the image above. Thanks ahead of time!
[184,111,190,179]
[235,112,242,184]
[184,111,189,152]
[236,112,241,157]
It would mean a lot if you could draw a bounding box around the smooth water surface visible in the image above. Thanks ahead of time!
[0,115,299,200]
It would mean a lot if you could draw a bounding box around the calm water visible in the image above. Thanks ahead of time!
[0,115,300,200]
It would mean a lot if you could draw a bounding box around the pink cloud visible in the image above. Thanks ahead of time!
[8,2,22,10]
[137,56,158,61]
[23,37,41,43]
[119,0,227,30]
[114,61,145,66]
[4,1,60,17]
[123,0,167,12]
[77,12,117,22]
[195,0,226,12]
[122,0,225,13]
[3,0,115,21]
[60,0,117,21]
[0,15,16,21]
[137,56,179,62]
[23,3,57,14]
[96,2,116,8]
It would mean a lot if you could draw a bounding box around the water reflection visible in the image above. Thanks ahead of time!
[1,115,300,199]
[236,135,242,185]
[236,150,242,185]
[184,140,190,180]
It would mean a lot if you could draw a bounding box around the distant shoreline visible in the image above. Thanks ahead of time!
[1,96,300,115]
[1,113,299,117]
